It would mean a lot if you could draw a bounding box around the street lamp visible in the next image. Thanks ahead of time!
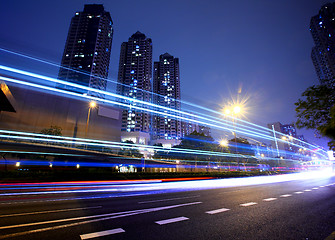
[85,101,97,138]
[220,139,229,147]
[233,105,241,114]
[224,104,243,170]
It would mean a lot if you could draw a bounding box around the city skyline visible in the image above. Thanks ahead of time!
[0,0,331,148]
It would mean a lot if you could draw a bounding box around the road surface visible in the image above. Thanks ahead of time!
[0,172,335,240]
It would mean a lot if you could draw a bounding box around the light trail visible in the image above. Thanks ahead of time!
[0,47,319,149]
[0,170,333,198]
[0,49,329,166]
[0,47,325,153]
[1,129,325,164]
[0,72,326,159]
[0,70,278,143]
[0,47,278,137]
[0,131,254,159]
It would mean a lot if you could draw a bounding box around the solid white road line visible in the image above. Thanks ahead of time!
[206,208,230,214]
[155,216,189,225]
[304,189,312,192]
[0,201,202,239]
[0,206,102,218]
[263,198,277,202]
[138,195,200,204]
[240,202,257,207]
[80,228,125,239]
[280,194,292,198]
[294,191,303,194]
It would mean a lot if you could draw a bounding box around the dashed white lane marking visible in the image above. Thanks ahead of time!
[263,198,277,202]
[138,195,200,204]
[0,206,102,218]
[280,194,292,198]
[80,228,125,239]
[240,202,257,207]
[155,216,189,225]
[0,202,201,239]
[294,191,303,194]
[320,186,325,188]
[312,187,319,190]
[206,208,230,214]
[0,201,201,230]
[304,189,312,192]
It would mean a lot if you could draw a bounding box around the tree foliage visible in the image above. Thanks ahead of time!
[176,131,217,151]
[228,137,254,156]
[295,84,335,150]
[154,131,230,162]
[40,125,62,136]
[118,140,143,158]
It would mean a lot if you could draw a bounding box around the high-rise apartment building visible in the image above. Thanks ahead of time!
[58,4,113,96]
[310,3,335,85]
[153,53,182,142]
[117,31,152,144]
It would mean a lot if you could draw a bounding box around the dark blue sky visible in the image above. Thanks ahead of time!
[0,0,331,148]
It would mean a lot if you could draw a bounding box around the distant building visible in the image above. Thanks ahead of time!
[181,114,211,139]
[58,4,113,96]
[152,53,182,145]
[281,124,297,138]
[310,3,335,86]
[267,122,307,158]
[117,31,152,144]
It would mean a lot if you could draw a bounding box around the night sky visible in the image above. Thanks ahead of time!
[0,0,331,148]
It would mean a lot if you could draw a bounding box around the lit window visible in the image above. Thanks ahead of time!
[131,70,135,74]
[98,29,101,32]
[76,12,79,15]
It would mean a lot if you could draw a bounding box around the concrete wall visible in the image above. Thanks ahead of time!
[0,85,122,142]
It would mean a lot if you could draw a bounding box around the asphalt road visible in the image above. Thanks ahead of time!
[0,173,335,240]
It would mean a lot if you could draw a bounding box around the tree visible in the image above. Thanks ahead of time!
[295,84,335,150]
[118,140,143,158]
[228,137,254,155]
[172,131,229,162]
[40,125,62,136]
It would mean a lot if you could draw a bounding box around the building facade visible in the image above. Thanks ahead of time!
[310,3,335,86]
[0,83,121,142]
[117,31,152,144]
[267,122,307,158]
[152,53,182,143]
[58,4,113,96]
